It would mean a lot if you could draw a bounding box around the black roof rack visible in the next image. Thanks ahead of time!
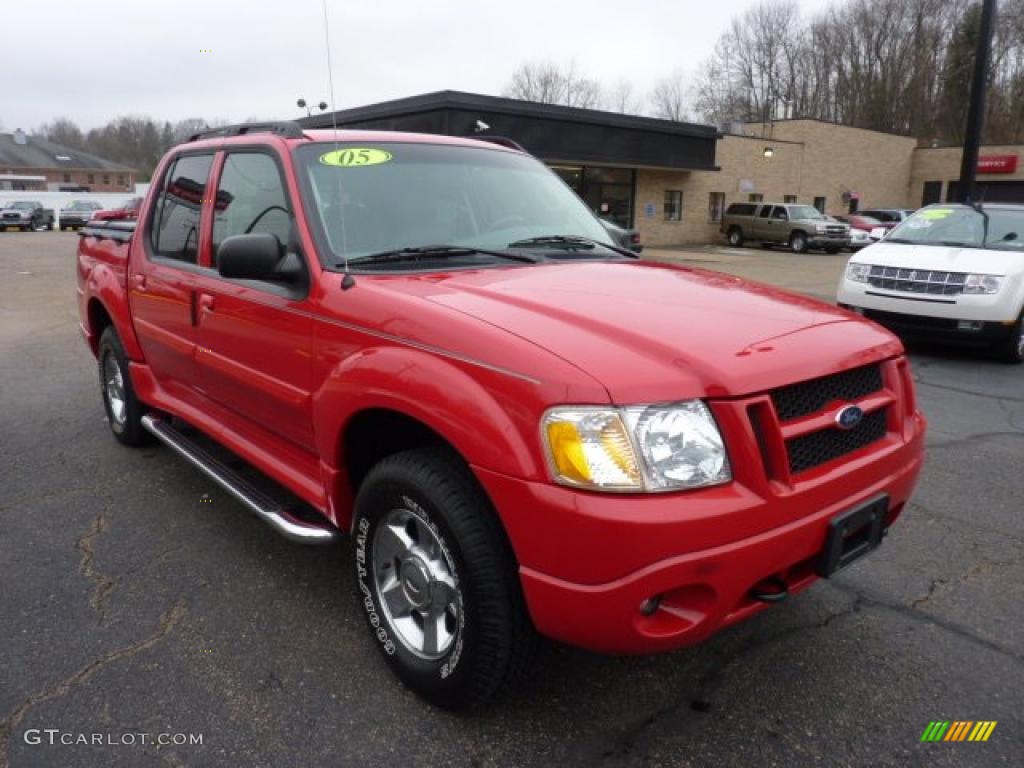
[469,135,527,152]
[187,121,306,142]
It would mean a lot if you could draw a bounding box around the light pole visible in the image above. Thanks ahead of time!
[957,0,998,203]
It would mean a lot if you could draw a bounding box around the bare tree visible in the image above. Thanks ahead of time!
[649,71,691,122]
[35,117,86,149]
[503,60,602,108]
[607,80,643,114]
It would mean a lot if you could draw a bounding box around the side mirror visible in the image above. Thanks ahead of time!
[217,233,284,280]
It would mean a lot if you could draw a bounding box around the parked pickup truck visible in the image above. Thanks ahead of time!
[723,202,851,253]
[77,122,925,709]
[1,200,55,231]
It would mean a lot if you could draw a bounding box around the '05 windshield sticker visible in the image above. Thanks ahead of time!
[319,148,393,167]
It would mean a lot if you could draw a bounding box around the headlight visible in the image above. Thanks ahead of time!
[963,274,1003,294]
[847,263,872,282]
[542,401,731,493]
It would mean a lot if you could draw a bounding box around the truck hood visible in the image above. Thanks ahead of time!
[400,261,901,403]
[855,241,1024,275]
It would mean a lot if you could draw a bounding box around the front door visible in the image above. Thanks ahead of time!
[192,150,317,452]
[130,153,214,395]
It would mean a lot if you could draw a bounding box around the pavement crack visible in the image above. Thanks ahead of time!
[75,512,117,625]
[913,377,1024,403]
[0,599,187,768]
[911,558,1017,609]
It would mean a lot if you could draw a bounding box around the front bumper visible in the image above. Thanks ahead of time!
[475,408,925,654]
[808,235,851,248]
[843,306,1016,347]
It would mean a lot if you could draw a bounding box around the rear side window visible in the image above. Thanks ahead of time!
[726,203,756,216]
[212,152,291,264]
[151,153,214,263]
[758,205,773,219]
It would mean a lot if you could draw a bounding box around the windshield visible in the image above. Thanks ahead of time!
[887,205,1024,251]
[790,205,824,220]
[66,201,95,210]
[10,202,34,210]
[296,142,613,265]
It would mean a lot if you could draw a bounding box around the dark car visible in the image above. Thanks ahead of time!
[59,200,104,230]
[859,208,915,225]
[600,217,643,253]
[92,196,144,222]
[1,201,55,231]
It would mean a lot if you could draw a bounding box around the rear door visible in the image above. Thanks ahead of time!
[130,153,214,394]
[754,204,775,240]
[191,149,317,452]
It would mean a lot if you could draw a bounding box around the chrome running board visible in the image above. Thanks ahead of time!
[141,414,339,545]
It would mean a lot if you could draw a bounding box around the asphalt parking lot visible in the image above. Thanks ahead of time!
[1,232,1021,768]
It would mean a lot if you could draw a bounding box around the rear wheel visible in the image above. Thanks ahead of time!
[790,232,808,253]
[993,311,1024,364]
[727,227,745,247]
[353,447,536,709]
[97,327,151,445]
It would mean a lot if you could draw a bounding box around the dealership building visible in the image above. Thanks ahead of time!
[301,91,1024,247]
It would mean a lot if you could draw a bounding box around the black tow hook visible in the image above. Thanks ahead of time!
[749,576,789,604]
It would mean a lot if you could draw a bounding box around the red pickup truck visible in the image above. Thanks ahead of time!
[77,122,925,709]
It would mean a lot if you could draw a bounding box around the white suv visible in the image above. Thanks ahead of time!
[837,203,1024,363]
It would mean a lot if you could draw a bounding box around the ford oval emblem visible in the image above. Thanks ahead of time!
[836,405,864,430]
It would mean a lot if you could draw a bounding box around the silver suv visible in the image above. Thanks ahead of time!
[721,203,851,253]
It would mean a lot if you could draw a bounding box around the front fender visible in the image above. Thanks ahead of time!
[313,345,541,482]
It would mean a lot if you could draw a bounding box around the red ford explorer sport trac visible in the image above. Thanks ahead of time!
[76,121,926,709]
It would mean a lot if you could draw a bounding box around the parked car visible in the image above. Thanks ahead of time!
[722,202,851,253]
[1,200,55,231]
[838,203,1024,363]
[78,122,925,708]
[835,214,891,235]
[859,208,915,225]
[91,196,143,222]
[600,217,643,253]
[59,200,104,230]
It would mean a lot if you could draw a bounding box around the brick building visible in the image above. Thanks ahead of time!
[301,91,1024,247]
[0,130,136,193]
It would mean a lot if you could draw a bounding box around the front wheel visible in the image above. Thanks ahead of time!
[352,447,536,709]
[97,327,151,445]
[727,227,744,247]
[790,232,808,253]
[993,311,1024,364]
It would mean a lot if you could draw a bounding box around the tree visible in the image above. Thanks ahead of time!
[607,81,643,114]
[503,60,602,108]
[649,72,691,122]
[35,117,85,149]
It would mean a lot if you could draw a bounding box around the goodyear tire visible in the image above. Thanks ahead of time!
[352,447,536,709]
[97,327,151,446]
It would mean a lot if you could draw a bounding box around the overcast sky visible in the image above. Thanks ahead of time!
[4,0,828,131]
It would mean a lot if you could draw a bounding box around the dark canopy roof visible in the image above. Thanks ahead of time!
[300,91,719,171]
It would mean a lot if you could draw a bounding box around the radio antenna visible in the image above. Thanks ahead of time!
[321,0,354,289]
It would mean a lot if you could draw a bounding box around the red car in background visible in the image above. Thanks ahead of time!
[835,214,892,233]
[91,196,143,222]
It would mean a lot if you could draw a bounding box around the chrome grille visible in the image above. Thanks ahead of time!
[824,225,848,237]
[867,265,967,296]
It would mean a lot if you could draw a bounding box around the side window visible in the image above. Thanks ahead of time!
[151,154,214,263]
[773,207,788,220]
[212,153,291,265]
[758,205,773,219]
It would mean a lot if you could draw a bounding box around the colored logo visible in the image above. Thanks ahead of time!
[835,404,865,430]
[920,721,997,742]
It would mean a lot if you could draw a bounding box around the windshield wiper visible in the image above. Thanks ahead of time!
[508,235,596,250]
[507,235,639,258]
[347,245,538,266]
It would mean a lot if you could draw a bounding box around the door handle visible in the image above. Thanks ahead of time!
[198,294,215,314]
[131,274,147,291]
